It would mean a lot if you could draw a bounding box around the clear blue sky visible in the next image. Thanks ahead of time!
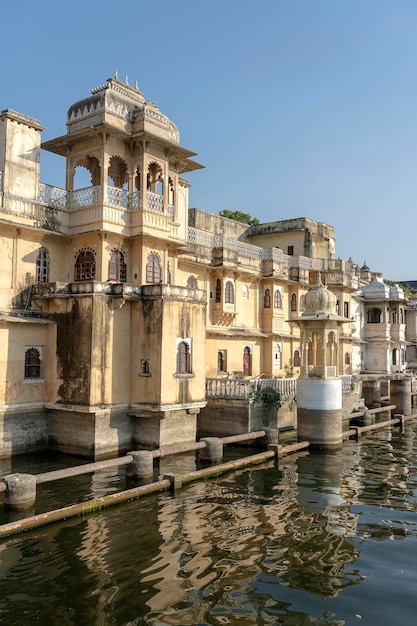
[2,0,417,280]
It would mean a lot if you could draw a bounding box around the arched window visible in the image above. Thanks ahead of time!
[146,252,162,283]
[74,249,95,281]
[225,281,234,304]
[242,285,249,300]
[264,288,271,308]
[73,155,101,188]
[293,349,301,367]
[36,247,49,283]
[273,344,282,369]
[187,275,198,289]
[176,341,191,374]
[147,162,163,193]
[299,294,305,312]
[274,290,282,308]
[345,352,351,365]
[291,294,297,312]
[108,249,127,282]
[140,359,150,375]
[392,349,398,366]
[243,345,252,376]
[215,279,222,303]
[108,156,128,189]
[25,347,41,379]
[392,309,398,324]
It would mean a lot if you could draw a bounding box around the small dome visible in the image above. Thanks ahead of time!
[360,276,390,300]
[66,76,180,143]
[304,277,337,314]
[389,283,405,300]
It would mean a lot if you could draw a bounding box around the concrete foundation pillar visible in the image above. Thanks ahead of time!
[126,451,154,478]
[297,379,343,448]
[263,427,279,446]
[391,378,412,416]
[362,379,381,409]
[360,409,374,427]
[199,437,223,463]
[1,473,36,509]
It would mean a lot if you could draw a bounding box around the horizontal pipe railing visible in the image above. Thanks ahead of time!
[1,412,415,537]
[0,444,291,539]
[1,431,268,491]
[344,404,396,421]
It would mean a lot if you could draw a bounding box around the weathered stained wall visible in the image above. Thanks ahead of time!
[0,409,47,457]
[52,298,93,405]
[0,110,43,200]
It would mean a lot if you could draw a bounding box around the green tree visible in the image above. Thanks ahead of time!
[219,210,259,225]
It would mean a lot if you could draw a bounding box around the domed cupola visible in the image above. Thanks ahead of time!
[303,276,337,316]
[360,275,390,300]
[389,283,405,300]
[66,74,180,144]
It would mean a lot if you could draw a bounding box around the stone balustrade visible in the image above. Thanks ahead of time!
[206,377,298,400]
[206,375,353,399]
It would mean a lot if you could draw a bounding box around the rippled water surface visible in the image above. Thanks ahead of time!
[1,424,417,625]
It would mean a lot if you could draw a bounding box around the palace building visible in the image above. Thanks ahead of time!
[0,76,411,458]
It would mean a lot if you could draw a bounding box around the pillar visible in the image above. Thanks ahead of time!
[1,473,36,509]
[199,437,223,463]
[297,379,343,448]
[390,377,412,416]
[126,451,154,478]
[362,379,381,408]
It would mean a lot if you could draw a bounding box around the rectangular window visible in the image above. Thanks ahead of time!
[218,350,227,373]
[344,302,349,318]
[287,245,294,256]
[24,346,42,379]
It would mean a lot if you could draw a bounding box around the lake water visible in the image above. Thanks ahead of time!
[0,421,417,625]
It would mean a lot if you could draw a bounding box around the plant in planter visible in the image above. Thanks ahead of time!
[251,385,282,435]
[251,386,282,411]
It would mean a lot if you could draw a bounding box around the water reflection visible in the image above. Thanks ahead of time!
[0,423,417,624]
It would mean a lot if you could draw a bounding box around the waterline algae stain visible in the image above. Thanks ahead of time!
[1,424,417,624]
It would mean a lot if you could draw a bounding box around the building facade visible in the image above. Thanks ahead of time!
[0,76,412,458]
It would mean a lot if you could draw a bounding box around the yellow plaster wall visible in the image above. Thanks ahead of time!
[205,337,261,378]
[0,320,55,404]
[248,231,306,255]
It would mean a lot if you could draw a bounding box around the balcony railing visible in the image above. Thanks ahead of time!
[107,186,128,208]
[71,186,102,207]
[206,375,355,400]
[38,184,174,220]
[206,377,297,400]
[187,228,326,273]
[39,183,68,210]
[0,191,65,231]
[147,191,163,213]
